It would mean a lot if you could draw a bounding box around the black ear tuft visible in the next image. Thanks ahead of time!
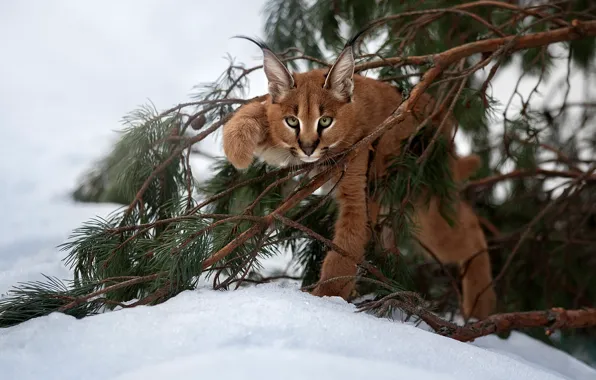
[232,35,295,102]
[343,21,379,50]
[322,21,379,102]
[231,35,274,52]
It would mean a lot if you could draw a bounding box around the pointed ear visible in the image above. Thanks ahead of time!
[232,36,294,103]
[323,45,355,102]
[262,49,295,102]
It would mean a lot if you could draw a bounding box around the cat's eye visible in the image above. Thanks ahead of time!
[318,116,333,128]
[285,116,300,128]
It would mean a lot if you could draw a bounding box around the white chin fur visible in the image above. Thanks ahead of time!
[255,145,301,167]
[300,156,320,163]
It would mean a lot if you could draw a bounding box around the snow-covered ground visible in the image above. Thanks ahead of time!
[1,284,595,380]
[1,2,595,380]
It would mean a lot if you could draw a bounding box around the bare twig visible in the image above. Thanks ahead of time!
[58,273,165,312]
[465,168,596,190]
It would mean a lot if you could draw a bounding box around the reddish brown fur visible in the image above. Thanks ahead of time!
[222,59,496,319]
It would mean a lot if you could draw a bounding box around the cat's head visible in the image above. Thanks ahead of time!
[241,37,358,163]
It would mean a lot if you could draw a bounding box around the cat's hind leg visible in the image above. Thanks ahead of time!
[415,200,496,319]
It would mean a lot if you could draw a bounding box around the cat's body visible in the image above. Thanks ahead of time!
[222,38,496,319]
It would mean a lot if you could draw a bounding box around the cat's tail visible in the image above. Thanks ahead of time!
[454,154,481,181]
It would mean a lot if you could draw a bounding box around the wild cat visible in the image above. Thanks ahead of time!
[222,34,496,319]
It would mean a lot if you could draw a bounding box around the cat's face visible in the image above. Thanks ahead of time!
[254,39,356,164]
[266,70,353,163]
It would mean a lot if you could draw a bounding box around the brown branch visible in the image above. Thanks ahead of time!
[108,213,256,234]
[446,307,596,342]
[189,160,323,215]
[442,1,569,28]
[122,118,226,220]
[201,164,344,269]
[154,98,250,121]
[355,20,596,72]
[243,167,310,214]
[539,143,583,172]
[359,1,569,52]
[171,215,266,256]
[464,168,596,190]
[359,296,596,343]
[372,7,509,38]
[272,213,392,286]
[417,75,467,164]
[477,216,501,237]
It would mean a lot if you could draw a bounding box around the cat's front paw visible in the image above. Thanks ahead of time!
[309,251,358,301]
[222,102,268,169]
[310,280,357,301]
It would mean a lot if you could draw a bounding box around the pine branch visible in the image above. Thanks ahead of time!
[272,213,394,287]
[0,275,159,327]
[201,165,344,269]
[355,20,596,72]
[57,273,165,312]
[465,168,596,190]
[367,1,570,33]
[450,308,596,342]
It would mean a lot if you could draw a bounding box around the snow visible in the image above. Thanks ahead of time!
[1,284,594,380]
[474,331,596,379]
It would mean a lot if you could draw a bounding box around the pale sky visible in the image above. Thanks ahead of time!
[0,0,269,192]
[0,0,274,286]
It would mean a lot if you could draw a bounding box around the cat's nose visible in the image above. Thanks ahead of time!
[299,140,319,156]
[302,145,315,156]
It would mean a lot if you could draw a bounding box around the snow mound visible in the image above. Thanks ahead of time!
[1,283,594,380]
